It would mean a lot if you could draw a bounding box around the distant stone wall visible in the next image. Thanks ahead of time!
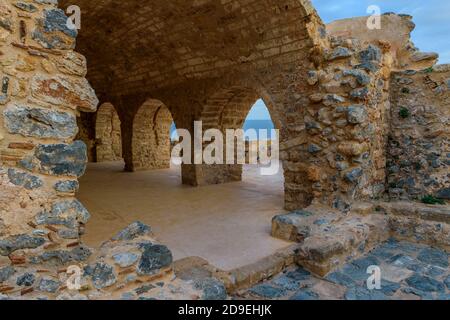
[388,65,450,201]
[131,100,173,171]
[76,112,96,162]
[95,103,122,162]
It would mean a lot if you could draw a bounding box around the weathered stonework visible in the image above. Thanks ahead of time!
[95,103,122,162]
[0,0,449,300]
[388,67,450,201]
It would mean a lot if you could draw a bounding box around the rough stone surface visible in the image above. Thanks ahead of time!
[0,234,46,256]
[7,168,42,190]
[388,69,450,201]
[112,221,151,241]
[236,240,450,300]
[3,104,77,139]
[137,244,173,275]
[90,262,117,289]
[20,141,87,177]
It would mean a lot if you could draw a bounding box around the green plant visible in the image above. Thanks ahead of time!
[421,195,445,205]
[423,67,434,73]
[399,107,410,119]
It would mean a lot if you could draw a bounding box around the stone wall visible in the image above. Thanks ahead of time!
[131,99,172,171]
[388,65,450,201]
[281,39,392,210]
[76,112,95,162]
[95,103,122,162]
[0,0,104,298]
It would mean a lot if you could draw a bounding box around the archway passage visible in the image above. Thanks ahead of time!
[131,100,174,171]
[78,95,290,270]
[63,0,324,269]
[95,103,123,162]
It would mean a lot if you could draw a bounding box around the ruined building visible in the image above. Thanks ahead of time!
[0,0,449,300]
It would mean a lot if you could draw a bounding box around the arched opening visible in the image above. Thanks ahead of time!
[95,103,123,162]
[241,99,283,197]
[131,99,174,171]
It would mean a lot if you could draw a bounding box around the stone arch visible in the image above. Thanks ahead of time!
[95,103,123,162]
[195,84,283,185]
[131,99,174,171]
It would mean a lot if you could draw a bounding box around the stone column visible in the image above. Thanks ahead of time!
[0,1,98,267]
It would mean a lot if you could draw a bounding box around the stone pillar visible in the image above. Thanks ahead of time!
[0,1,98,268]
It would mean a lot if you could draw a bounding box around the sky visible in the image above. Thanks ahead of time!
[246,0,450,122]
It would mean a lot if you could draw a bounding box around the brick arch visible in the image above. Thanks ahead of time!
[131,99,174,171]
[95,103,123,162]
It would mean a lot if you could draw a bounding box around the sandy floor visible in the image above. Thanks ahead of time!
[78,161,291,271]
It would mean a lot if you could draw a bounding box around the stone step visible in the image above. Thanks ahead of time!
[271,205,390,277]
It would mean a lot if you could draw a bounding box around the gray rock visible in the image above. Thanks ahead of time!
[36,199,90,229]
[14,2,38,13]
[4,104,77,139]
[58,229,80,239]
[360,45,382,63]
[436,188,450,200]
[249,284,286,298]
[34,0,58,4]
[328,46,352,61]
[308,144,322,154]
[33,246,91,265]
[112,221,151,241]
[16,273,35,287]
[290,289,319,300]
[347,105,368,124]
[350,87,369,100]
[54,180,79,193]
[32,9,77,49]
[345,286,389,300]
[388,254,420,270]
[22,141,87,177]
[444,276,450,289]
[323,94,346,106]
[7,169,43,190]
[113,252,139,268]
[343,69,371,85]
[286,268,311,281]
[137,244,173,275]
[436,292,450,301]
[344,167,363,183]
[135,284,155,295]
[326,271,355,287]
[38,278,61,293]
[272,276,301,291]
[406,274,445,292]
[194,278,227,300]
[121,292,136,300]
[417,248,449,268]
[351,255,380,273]
[379,280,401,296]
[42,9,77,37]
[402,287,434,300]
[0,266,15,282]
[91,263,117,289]
[0,234,45,256]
